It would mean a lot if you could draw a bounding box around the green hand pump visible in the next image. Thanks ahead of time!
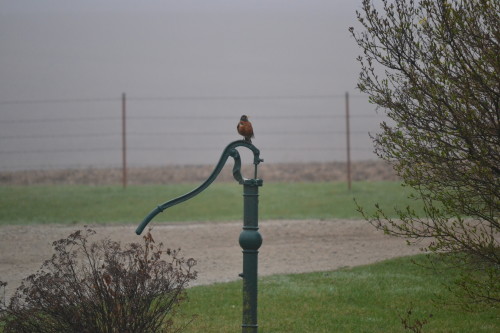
[136,140,264,333]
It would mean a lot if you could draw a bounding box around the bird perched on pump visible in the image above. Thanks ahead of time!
[237,115,254,143]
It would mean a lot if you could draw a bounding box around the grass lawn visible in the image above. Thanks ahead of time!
[1,182,497,332]
[177,255,499,332]
[0,181,421,225]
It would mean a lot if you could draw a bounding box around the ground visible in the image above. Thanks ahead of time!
[0,219,423,301]
[1,161,416,300]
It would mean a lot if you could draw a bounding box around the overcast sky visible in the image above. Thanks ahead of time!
[0,1,383,170]
[0,0,364,101]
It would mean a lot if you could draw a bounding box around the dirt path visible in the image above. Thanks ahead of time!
[0,219,423,300]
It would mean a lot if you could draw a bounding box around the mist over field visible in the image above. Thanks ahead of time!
[0,1,387,170]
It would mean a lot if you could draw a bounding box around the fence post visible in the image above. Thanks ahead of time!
[122,93,127,188]
[345,92,352,190]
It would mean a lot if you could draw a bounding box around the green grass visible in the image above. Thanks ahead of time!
[177,255,499,332]
[0,181,421,225]
[1,183,497,331]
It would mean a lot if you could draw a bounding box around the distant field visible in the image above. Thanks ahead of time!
[0,181,421,225]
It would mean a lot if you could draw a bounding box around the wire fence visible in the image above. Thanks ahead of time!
[0,93,387,172]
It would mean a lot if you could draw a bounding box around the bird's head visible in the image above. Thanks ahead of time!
[240,115,249,121]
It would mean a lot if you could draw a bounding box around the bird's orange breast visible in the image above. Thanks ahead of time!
[238,121,253,135]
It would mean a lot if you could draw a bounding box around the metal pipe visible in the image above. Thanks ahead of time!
[239,180,262,332]
[136,140,264,331]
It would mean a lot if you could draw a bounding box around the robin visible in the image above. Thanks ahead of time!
[237,115,254,143]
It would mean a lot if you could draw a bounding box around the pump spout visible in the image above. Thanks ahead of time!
[136,140,263,235]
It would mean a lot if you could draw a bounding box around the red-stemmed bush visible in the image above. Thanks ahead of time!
[0,228,197,332]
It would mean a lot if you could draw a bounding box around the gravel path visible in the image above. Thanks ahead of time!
[0,219,423,301]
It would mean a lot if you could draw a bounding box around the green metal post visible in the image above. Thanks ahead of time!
[135,140,264,332]
[239,179,263,333]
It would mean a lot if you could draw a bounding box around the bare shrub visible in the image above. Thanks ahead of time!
[0,228,197,333]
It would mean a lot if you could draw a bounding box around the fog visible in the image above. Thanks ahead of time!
[0,0,385,170]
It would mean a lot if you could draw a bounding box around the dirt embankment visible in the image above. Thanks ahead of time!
[0,160,398,185]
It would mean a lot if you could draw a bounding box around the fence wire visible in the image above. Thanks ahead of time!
[0,93,388,171]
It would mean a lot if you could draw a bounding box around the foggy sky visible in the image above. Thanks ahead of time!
[0,1,381,170]
[1,0,362,100]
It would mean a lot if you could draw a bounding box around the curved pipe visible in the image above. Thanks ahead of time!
[136,140,263,235]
